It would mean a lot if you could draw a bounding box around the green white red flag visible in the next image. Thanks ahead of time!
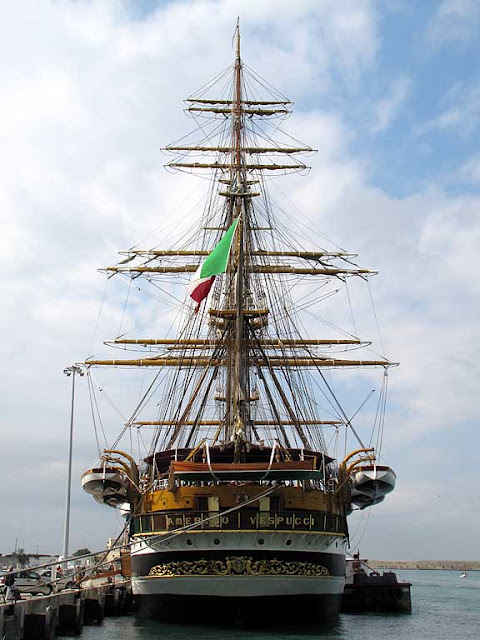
[188,217,239,310]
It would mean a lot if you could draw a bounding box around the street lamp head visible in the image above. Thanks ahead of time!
[63,365,85,377]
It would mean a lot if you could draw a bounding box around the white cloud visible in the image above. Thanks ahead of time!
[301,180,480,445]
[370,77,412,133]
[416,83,480,136]
[459,153,480,183]
[351,476,480,559]
[427,0,480,45]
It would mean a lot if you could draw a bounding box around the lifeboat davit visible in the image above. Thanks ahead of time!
[81,466,129,508]
[350,465,396,509]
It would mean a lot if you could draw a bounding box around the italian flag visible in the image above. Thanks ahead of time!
[188,217,239,310]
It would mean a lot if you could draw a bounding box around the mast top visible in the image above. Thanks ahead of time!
[235,18,241,62]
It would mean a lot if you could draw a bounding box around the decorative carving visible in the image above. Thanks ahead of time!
[148,556,330,577]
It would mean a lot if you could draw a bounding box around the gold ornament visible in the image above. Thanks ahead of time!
[148,556,330,577]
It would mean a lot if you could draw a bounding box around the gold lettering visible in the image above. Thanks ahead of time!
[166,516,174,528]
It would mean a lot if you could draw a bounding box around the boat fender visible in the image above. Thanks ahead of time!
[390,586,403,601]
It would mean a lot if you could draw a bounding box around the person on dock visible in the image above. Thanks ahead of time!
[5,567,17,601]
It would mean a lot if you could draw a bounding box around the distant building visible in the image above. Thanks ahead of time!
[0,553,56,569]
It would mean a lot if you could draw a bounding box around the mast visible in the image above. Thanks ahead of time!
[231,22,247,458]
[84,26,396,460]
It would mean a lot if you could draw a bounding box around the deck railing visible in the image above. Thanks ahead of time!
[131,509,347,536]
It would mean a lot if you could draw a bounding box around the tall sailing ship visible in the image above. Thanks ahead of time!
[80,27,397,624]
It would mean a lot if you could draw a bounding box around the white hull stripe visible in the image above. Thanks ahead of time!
[132,575,345,598]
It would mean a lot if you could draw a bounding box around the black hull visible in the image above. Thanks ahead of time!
[342,582,412,613]
[131,549,346,576]
[138,593,343,627]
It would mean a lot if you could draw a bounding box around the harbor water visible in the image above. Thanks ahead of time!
[74,570,480,640]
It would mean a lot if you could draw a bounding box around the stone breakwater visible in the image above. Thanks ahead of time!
[371,560,480,571]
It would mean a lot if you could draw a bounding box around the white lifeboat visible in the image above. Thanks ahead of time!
[93,490,128,508]
[350,465,396,509]
[81,466,129,507]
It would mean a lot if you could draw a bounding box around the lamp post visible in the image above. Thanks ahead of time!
[63,365,84,562]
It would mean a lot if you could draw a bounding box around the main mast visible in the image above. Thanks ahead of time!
[230,23,248,458]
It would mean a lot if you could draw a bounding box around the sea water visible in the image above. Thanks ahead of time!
[77,570,480,640]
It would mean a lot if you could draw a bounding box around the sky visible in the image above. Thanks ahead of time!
[1,0,479,561]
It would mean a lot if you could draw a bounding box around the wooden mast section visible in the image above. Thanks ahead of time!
[86,357,396,368]
[231,22,247,456]
[103,264,376,276]
[106,338,367,347]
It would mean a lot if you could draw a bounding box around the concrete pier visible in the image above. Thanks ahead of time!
[0,584,132,639]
